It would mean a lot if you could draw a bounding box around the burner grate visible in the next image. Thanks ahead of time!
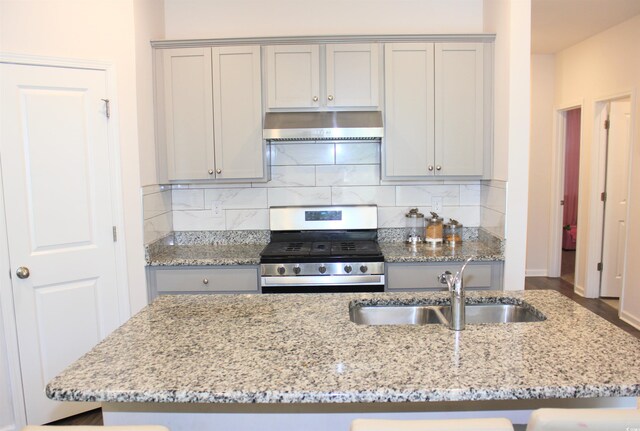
[337,242,356,252]
[284,242,304,252]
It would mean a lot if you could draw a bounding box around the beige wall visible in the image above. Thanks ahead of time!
[526,54,555,275]
[483,0,532,290]
[135,0,166,186]
[164,0,484,39]
[553,14,640,325]
[0,0,165,315]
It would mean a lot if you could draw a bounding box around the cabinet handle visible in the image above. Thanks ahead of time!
[203,278,209,285]
[327,95,334,101]
[428,165,434,171]
[208,169,214,175]
[436,165,442,171]
[216,168,222,174]
[312,96,318,102]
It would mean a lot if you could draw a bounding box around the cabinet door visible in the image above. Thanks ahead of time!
[326,43,379,108]
[384,43,435,177]
[266,45,320,109]
[387,262,499,290]
[162,48,215,180]
[434,43,484,176]
[212,46,264,180]
[152,266,259,296]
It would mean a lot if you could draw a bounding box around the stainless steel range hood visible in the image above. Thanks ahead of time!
[263,111,383,141]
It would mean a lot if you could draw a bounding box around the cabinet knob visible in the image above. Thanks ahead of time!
[208,169,214,175]
[216,168,222,174]
[436,165,442,171]
[312,96,319,102]
[428,165,434,171]
[202,278,209,285]
[327,95,334,101]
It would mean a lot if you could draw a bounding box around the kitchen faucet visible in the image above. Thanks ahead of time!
[439,257,473,331]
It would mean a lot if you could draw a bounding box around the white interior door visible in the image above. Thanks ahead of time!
[600,99,631,298]
[0,63,122,424]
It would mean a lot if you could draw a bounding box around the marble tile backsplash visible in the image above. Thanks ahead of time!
[142,142,507,243]
[480,179,506,239]
[142,185,173,245]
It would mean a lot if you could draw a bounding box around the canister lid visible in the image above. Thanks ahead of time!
[405,208,424,218]
[427,211,443,222]
[445,218,462,227]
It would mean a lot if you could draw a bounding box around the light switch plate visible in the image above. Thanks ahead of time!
[212,200,223,218]
[432,196,443,212]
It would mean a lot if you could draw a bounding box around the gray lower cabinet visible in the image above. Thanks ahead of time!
[148,266,260,300]
[386,261,503,291]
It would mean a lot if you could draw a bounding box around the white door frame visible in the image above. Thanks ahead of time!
[0,53,130,429]
[547,101,583,280]
[584,91,635,299]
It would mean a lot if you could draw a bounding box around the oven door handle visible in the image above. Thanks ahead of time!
[261,275,384,286]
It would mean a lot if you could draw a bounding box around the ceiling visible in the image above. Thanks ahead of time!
[531,0,640,54]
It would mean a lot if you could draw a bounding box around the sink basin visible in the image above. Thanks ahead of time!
[439,303,545,324]
[350,302,546,326]
[350,305,446,325]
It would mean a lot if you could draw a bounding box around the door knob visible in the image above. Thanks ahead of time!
[16,267,30,279]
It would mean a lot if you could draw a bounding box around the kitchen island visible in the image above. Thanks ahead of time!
[46,290,640,429]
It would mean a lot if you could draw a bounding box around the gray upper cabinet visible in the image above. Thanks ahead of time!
[384,42,486,178]
[265,43,380,110]
[157,46,265,182]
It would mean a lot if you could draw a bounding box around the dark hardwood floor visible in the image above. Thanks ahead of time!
[48,276,639,426]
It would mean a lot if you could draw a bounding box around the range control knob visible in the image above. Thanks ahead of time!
[277,266,286,275]
[360,265,368,274]
[318,265,327,274]
[344,265,353,274]
[293,265,301,275]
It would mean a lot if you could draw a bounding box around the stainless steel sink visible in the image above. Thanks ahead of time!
[439,303,545,324]
[349,305,446,325]
[350,302,545,326]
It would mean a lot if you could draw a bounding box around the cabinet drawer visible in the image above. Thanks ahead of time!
[387,262,499,290]
[154,267,259,293]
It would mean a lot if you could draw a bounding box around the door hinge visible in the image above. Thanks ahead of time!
[101,98,111,119]
[601,192,607,202]
[597,262,603,272]
[112,226,117,242]
[604,118,610,130]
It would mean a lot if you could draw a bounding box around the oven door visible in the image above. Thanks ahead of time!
[261,274,385,294]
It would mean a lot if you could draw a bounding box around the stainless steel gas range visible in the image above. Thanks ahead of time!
[260,206,385,294]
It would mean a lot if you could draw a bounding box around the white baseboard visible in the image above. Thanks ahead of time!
[525,269,548,277]
[574,284,586,297]
[620,310,640,331]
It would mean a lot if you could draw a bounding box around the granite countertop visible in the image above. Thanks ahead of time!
[147,243,265,266]
[146,229,504,266]
[46,290,640,404]
[380,240,503,263]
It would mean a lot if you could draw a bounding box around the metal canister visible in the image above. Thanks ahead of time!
[405,208,424,244]
[444,218,463,246]
[424,211,443,246]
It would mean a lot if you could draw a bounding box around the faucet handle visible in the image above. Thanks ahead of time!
[438,270,452,285]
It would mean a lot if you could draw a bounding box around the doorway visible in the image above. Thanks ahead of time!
[599,97,632,306]
[560,108,581,286]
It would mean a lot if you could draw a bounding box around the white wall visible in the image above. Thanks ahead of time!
[483,0,532,290]
[164,0,484,39]
[552,14,640,325]
[526,54,555,275]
